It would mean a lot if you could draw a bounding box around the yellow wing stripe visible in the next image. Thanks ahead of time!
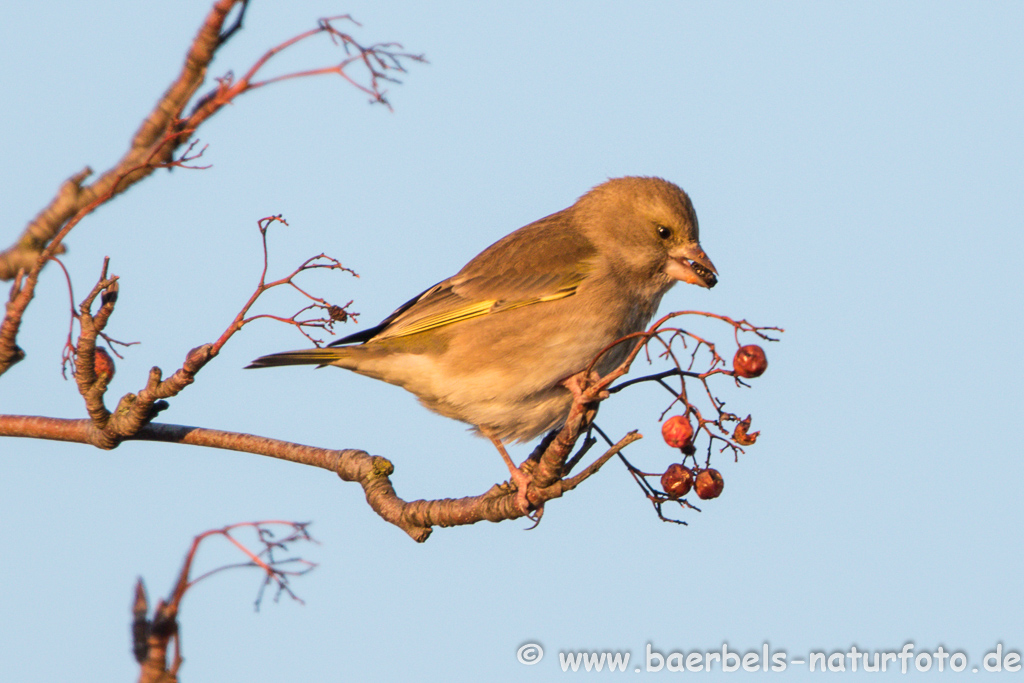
[375,286,578,341]
[376,299,497,339]
[538,289,577,303]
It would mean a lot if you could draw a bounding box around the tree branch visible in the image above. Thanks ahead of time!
[0,5,422,377]
[0,0,242,282]
[0,413,637,542]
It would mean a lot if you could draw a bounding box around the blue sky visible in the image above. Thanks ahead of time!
[1,1,1022,680]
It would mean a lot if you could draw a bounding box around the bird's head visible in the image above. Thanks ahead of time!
[578,176,718,291]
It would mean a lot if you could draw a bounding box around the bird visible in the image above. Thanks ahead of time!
[248,176,717,508]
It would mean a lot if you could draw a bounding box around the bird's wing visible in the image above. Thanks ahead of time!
[330,211,598,345]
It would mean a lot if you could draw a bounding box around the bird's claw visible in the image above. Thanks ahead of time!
[508,467,546,523]
[562,370,609,403]
[485,431,543,520]
[523,502,545,528]
[508,466,532,513]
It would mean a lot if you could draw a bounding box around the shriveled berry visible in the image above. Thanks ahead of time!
[694,468,724,500]
[661,415,695,449]
[94,347,115,382]
[328,304,349,322]
[732,415,759,446]
[733,345,768,378]
[660,463,693,498]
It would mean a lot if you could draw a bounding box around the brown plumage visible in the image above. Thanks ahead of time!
[249,176,717,444]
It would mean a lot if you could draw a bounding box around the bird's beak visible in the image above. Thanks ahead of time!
[665,243,718,288]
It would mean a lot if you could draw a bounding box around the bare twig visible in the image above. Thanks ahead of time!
[134,520,314,683]
[0,3,422,377]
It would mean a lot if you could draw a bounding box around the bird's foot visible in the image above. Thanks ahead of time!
[562,371,607,428]
[486,432,542,519]
[507,465,538,518]
[562,370,609,403]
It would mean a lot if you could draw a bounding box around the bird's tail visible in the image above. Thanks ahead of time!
[246,347,350,369]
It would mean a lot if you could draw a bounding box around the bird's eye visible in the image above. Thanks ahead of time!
[656,225,672,240]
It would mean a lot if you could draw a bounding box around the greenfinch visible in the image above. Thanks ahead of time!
[249,177,716,451]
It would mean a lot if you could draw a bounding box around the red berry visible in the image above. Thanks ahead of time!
[694,468,724,500]
[94,347,115,382]
[733,345,767,378]
[661,415,694,449]
[660,463,693,498]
